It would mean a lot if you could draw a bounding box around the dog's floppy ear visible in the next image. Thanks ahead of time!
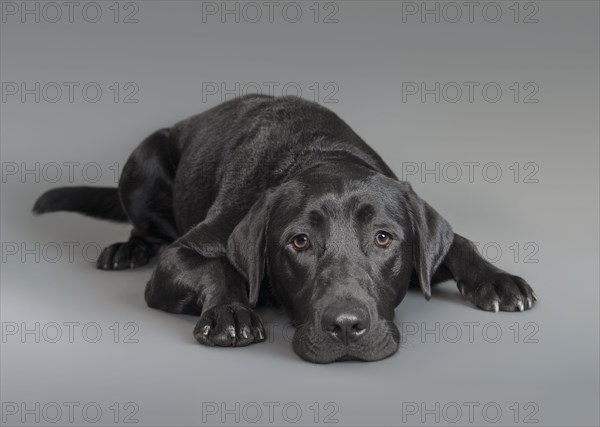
[227,191,273,308]
[405,188,454,300]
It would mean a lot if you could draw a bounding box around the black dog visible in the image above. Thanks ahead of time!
[34,95,536,363]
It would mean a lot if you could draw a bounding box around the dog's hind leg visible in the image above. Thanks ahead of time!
[97,128,180,270]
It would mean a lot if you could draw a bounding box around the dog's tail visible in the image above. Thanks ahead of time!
[33,187,128,222]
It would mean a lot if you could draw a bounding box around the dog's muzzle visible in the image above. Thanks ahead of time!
[292,296,399,363]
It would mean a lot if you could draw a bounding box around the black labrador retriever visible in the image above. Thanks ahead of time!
[34,95,536,363]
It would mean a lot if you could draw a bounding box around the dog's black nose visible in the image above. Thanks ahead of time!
[322,307,370,345]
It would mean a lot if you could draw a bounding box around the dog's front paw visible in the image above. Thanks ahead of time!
[193,304,265,347]
[458,273,537,312]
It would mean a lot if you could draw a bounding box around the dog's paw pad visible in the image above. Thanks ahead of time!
[459,273,536,312]
[194,304,265,347]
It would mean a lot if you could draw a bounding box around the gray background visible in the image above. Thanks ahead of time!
[1,1,598,426]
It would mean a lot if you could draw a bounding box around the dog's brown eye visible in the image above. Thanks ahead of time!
[375,231,392,247]
[291,234,310,250]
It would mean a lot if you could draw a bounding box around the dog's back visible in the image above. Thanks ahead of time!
[170,95,396,229]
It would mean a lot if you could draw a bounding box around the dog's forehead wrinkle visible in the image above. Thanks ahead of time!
[308,209,325,226]
[311,197,374,226]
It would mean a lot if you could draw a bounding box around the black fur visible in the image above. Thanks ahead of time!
[34,95,536,363]
[33,186,127,222]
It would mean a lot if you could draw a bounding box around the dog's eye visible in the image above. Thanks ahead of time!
[291,234,310,251]
[375,231,392,247]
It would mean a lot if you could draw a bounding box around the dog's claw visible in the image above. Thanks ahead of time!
[462,272,535,313]
[257,327,265,341]
[227,326,236,339]
[194,304,265,347]
[532,291,538,301]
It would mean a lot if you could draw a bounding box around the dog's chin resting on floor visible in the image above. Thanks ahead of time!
[33,94,537,363]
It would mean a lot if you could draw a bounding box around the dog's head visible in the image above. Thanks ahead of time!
[227,167,453,363]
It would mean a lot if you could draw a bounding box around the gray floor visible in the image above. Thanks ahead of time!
[1,1,598,426]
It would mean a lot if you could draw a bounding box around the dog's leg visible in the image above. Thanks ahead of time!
[144,228,265,347]
[439,233,537,312]
[98,129,179,270]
